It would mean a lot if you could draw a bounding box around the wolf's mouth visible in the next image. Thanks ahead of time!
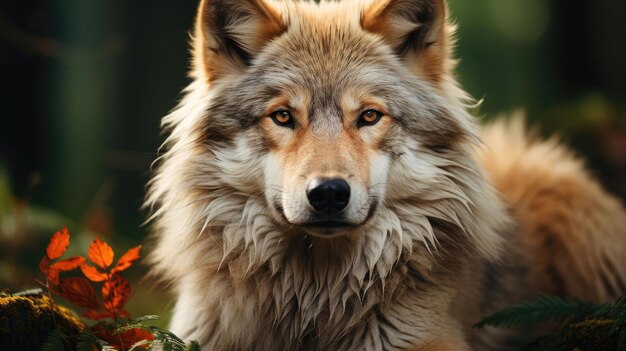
[301,221,352,229]
[273,197,380,236]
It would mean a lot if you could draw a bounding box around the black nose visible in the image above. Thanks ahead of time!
[306,178,351,214]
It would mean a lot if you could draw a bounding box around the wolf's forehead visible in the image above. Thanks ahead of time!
[257,35,394,116]
[258,3,384,73]
[255,22,395,96]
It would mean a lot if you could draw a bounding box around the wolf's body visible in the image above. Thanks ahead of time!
[147,0,626,349]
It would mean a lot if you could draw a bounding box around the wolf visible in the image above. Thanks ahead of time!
[146,0,626,349]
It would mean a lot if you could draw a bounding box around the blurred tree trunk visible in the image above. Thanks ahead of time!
[47,0,123,220]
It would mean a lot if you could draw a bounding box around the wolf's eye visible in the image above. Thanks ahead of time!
[358,109,383,128]
[270,110,295,128]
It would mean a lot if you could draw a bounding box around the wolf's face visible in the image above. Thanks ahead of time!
[257,30,400,236]
[183,0,478,238]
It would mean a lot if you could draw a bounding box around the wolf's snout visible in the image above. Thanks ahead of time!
[306,178,351,214]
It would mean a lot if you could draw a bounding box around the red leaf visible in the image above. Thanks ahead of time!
[80,263,108,282]
[83,308,130,321]
[40,257,60,286]
[39,256,50,275]
[55,277,100,309]
[117,309,131,319]
[120,328,154,348]
[92,325,153,350]
[46,227,70,260]
[88,237,114,269]
[103,274,131,313]
[48,269,60,286]
[50,256,86,272]
[112,245,141,274]
[82,309,115,320]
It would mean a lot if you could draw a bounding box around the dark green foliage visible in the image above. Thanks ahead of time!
[475,294,626,350]
[42,328,110,351]
[76,330,106,351]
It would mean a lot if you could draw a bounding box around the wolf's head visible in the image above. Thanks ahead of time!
[191,0,473,235]
[148,0,506,281]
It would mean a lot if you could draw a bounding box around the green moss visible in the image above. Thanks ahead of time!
[0,292,85,350]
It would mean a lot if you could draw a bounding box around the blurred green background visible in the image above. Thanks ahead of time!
[1,0,625,327]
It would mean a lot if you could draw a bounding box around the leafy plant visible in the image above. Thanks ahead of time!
[37,227,200,351]
[475,294,626,350]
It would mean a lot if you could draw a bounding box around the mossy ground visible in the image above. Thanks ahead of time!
[0,292,85,350]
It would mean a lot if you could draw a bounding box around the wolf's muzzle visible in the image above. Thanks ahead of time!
[306,178,351,215]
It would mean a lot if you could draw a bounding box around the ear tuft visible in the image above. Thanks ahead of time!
[193,0,286,83]
[361,0,452,82]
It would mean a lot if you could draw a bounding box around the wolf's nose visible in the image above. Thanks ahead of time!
[307,178,351,214]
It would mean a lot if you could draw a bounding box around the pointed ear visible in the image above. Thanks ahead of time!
[192,0,286,83]
[361,0,453,83]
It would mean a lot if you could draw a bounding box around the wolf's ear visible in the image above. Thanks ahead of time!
[192,0,286,83]
[361,0,453,83]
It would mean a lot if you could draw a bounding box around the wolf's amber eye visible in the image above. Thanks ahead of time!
[270,110,294,128]
[358,109,383,128]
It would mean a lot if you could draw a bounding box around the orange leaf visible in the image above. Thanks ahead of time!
[102,274,131,313]
[46,257,86,286]
[47,227,70,260]
[50,256,86,272]
[88,237,114,269]
[112,245,141,274]
[55,277,100,309]
[80,263,108,282]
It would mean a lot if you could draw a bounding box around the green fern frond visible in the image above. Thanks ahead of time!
[113,321,152,334]
[152,328,187,351]
[75,329,110,351]
[133,315,160,322]
[41,328,69,351]
[592,296,626,319]
[474,294,597,328]
[476,294,626,350]
[76,330,96,351]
